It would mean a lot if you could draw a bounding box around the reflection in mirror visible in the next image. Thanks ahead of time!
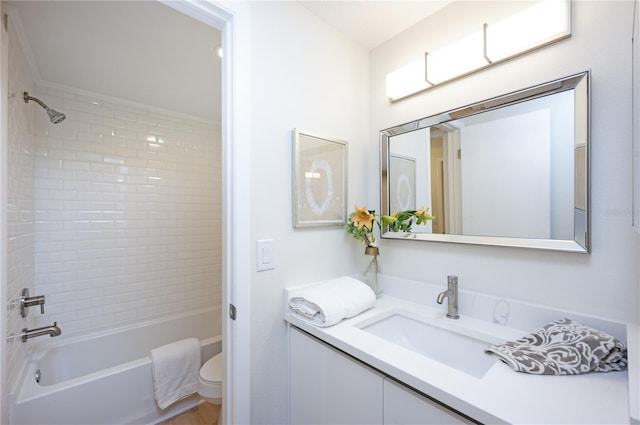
[380,71,590,253]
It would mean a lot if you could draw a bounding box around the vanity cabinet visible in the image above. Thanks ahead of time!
[383,379,474,425]
[289,326,475,425]
[289,326,384,424]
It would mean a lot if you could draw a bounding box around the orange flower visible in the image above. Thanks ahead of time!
[350,205,375,231]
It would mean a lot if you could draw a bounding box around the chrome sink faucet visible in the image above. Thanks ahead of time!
[436,275,460,319]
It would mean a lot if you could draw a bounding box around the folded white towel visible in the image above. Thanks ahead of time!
[150,338,201,409]
[289,276,376,327]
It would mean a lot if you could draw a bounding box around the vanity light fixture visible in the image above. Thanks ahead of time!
[386,0,571,102]
[425,30,486,85]
[484,0,570,63]
[385,57,432,101]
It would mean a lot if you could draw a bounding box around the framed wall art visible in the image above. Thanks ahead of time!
[293,129,347,227]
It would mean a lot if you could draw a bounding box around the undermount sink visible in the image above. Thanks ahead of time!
[358,311,499,378]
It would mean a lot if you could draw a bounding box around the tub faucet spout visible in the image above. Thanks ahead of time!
[21,322,62,342]
[436,276,459,319]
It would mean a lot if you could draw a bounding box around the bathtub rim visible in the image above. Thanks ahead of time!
[28,306,222,351]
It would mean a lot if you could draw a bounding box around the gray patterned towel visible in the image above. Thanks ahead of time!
[485,318,628,375]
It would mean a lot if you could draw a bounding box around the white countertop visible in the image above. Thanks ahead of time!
[284,275,635,425]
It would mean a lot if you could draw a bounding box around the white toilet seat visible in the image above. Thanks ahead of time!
[198,352,223,401]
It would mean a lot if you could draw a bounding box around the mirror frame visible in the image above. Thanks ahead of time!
[380,71,590,253]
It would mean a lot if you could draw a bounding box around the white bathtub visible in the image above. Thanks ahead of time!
[9,307,222,425]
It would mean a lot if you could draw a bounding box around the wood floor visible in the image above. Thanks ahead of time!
[159,402,220,425]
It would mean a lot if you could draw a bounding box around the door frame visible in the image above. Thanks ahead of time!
[0,1,252,422]
[0,8,9,425]
[158,2,252,423]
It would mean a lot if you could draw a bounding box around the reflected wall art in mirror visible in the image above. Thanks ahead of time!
[380,71,590,252]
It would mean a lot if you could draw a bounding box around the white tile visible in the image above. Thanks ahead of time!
[61,160,90,171]
[27,85,222,340]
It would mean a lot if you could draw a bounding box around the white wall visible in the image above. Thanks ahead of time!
[460,109,551,238]
[29,86,222,335]
[247,2,369,423]
[370,1,639,323]
[634,0,640,230]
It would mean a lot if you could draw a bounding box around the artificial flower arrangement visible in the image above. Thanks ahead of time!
[345,205,433,296]
[345,205,434,248]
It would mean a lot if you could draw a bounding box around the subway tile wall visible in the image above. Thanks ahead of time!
[6,18,36,393]
[31,86,222,336]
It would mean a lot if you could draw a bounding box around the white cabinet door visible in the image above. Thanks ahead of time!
[383,379,475,425]
[289,327,384,425]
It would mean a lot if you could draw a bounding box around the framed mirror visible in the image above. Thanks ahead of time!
[380,71,590,253]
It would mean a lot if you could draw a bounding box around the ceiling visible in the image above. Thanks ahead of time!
[6,1,221,121]
[299,1,453,50]
[6,1,451,121]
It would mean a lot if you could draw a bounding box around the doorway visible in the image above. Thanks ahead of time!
[0,1,250,423]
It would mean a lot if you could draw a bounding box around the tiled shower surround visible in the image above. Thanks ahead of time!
[30,87,222,335]
[6,16,36,392]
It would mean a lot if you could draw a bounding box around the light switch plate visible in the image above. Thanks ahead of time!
[256,239,274,271]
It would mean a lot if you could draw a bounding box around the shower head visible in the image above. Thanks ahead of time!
[23,92,66,124]
[46,108,66,124]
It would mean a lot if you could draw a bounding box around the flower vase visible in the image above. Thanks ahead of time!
[362,246,382,296]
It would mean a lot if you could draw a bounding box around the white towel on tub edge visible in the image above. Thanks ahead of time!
[150,337,201,410]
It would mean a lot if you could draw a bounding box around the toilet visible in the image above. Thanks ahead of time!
[197,352,223,404]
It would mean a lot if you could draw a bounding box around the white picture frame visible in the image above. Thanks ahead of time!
[293,129,348,228]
